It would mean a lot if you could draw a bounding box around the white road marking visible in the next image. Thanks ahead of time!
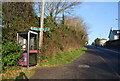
[97,54,120,78]
[78,65,90,68]
[90,45,120,77]
[92,46,120,54]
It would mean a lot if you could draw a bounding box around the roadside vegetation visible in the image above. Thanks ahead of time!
[40,47,87,66]
[104,39,120,51]
[1,1,88,79]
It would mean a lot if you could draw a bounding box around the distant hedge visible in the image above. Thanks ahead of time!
[105,39,120,51]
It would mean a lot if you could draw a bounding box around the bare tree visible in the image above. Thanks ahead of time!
[65,16,88,43]
[34,0,81,23]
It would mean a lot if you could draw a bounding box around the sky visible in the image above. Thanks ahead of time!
[72,2,118,44]
[34,2,118,45]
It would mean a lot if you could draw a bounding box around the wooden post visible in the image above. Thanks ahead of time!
[39,0,45,49]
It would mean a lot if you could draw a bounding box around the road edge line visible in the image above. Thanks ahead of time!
[95,54,120,78]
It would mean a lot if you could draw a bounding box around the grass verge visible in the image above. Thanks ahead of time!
[40,47,87,66]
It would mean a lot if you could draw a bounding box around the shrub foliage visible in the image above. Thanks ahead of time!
[2,42,23,66]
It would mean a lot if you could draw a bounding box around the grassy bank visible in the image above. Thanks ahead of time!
[40,47,87,66]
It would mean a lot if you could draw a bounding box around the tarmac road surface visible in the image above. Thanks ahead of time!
[30,45,120,79]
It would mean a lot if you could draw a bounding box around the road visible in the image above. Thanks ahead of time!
[30,46,120,79]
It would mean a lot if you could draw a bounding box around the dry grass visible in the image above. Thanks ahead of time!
[1,66,35,79]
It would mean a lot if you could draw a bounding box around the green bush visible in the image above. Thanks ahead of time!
[46,31,52,38]
[2,42,23,66]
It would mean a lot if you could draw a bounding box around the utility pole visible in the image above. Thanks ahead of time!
[39,0,45,49]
